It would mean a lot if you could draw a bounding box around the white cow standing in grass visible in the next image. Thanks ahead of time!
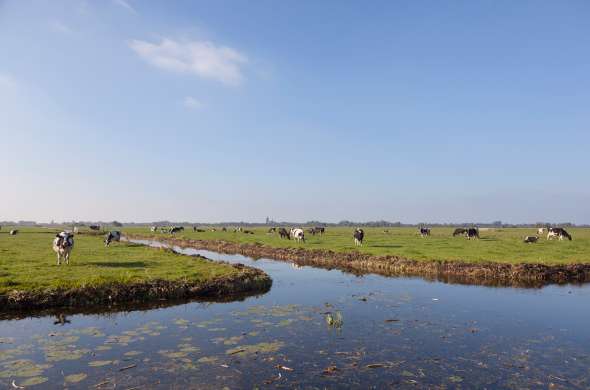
[290,228,305,242]
[53,232,74,265]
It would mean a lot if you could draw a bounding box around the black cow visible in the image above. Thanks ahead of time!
[89,225,101,231]
[278,228,290,240]
[523,236,539,243]
[353,228,364,246]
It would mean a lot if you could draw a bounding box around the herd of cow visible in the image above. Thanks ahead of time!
[1,223,575,266]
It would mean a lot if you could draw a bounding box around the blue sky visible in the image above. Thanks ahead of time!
[1,0,589,223]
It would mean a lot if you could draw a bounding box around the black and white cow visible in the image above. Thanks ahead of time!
[547,227,572,241]
[309,227,325,236]
[353,228,364,246]
[290,228,305,242]
[452,228,467,237]
[105,231,121,247]
[9,229,18,236]
[278,228,290,239]
[53,231,74,265]
[151,226,158,233]
[419,227,431,237]
[170,226,184,234]
[523,235,539,243]
[466,227,479,240]
[89,225,101,231]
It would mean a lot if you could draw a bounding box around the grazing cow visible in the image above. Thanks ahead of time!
[234,227,243,233]
[466,228,479,240]
[221,227,227,232]
[452,228,468,237]
[170,226,184,234]
[89,225,101,231]
[278,228,290,239]
[309,227,325,236]
[353,228,364,246]
[9,229,18,236]
[210,228,217,232]
[53,232,74,265]
[537,227,545,235]
[524,235,539,243]
[547,227,572,241]
[105,231,121,247]
[291,228,305,242]
[419,227,431,237]
[151,226,158,233]
[268,227,277,233]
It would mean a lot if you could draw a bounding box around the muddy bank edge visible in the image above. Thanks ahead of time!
[0,263,272,311]
[129,234,590,287]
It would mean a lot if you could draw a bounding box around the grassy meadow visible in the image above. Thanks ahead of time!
[0,228,238,295]
[125,226,590,266]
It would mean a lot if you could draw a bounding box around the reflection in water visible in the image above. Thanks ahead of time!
[0,240,589,388]
[53,314,70,326]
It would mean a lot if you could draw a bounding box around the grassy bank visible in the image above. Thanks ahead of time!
[0,228,271,310]
[125,226,590,265]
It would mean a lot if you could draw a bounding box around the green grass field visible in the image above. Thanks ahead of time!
[0,228,238,295]
[125,226,590,266]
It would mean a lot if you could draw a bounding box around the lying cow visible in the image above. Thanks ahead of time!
[9,229,18,236]
[291,228,305,242]
[524,235,539,243]
[419,227,431,237]
[243,230,255,234]
[89,225,101,231]
[547,227,572,241]
[452,228,467,237]
[353,228,364,246]
[53,231,74,265]
[105,231,121,247]
[278,228,290,239]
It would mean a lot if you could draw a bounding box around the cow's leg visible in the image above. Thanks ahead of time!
[57,253,60,265]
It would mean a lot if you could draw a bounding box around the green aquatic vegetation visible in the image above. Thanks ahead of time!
[19,376,48,386]
[174,319,190,326]
[213,336,244,345]
[225,341,285,357]
[177,344,199,353]
[207,328,227,332]
[278,319,294,327]
[44,348,90,362]
[0,346,29,362]
[64,373,87,383]
[197,356,219,364]
[325,311,343,328]
[95,346,112,351]
[123,350,143,357]
[158,350,190,359]
[0,360,51,378]
[88,360,113,367]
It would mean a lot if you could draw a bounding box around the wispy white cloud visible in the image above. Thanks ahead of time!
[113,0,137,14]
[183,96,203,110]
[129,38,248,86]
[49,20,72,34]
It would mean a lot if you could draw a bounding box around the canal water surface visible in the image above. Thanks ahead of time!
[0,240,589,388]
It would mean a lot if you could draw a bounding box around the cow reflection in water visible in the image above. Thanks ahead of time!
[291,263,304,270]
[53,313,71,326]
